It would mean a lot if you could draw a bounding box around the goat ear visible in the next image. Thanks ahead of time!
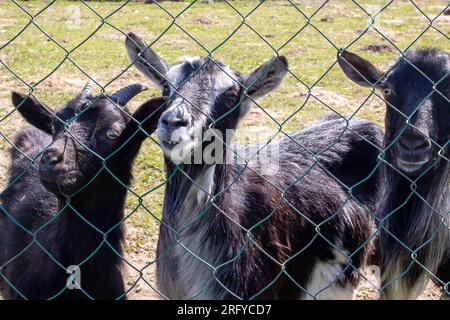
[240,56,288,118]
[124,96,168,142]
[337,50,384,88]
[12,91,53,134]
[125,32,169,89]
[112,97,168,163]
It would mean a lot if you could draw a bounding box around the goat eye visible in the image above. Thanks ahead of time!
[227,91,237,99]
[224,89,238,102]
[106,128,119,140]
[382,88,392,96]
[163,87,171,97]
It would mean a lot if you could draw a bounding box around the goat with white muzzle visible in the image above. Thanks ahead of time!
[127,32,384,299]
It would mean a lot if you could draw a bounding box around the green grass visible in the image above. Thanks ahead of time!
[0,0,448,228]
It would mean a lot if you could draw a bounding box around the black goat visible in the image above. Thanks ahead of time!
[0,83,167,299]
[338,48,450,299]
[126,32,383,299]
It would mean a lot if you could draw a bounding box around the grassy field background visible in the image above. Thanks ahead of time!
[0,0,448,299]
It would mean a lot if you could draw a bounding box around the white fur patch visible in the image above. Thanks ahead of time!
[165,63,185,94]
[213,66,235,93]
[196,165,215,205]
[158,165,222,300]
[305,261,355,300]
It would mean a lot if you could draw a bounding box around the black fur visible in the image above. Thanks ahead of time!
[380,49,450,299]
[339,48,450,299]
[0,92,167,300]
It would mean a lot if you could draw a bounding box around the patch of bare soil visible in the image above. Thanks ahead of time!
[283,46,307,57]
[418,282,444,300]
[99,28,157,42]
[190,17,213,25]
[320,16,334,23]
[241,102,287,134]
[287,86,351,107]
[32,77,87,91]
[354,269,443,300]
[123,220,161,300]
[355,28,399,43]
[0,147,9,190]
[311,87,350,106]
[0,117,26,192]
[361,44,393,53]
[355,269,380,300]
[435,12,450,28]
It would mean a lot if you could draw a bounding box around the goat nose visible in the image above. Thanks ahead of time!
[397,130,431,154]
[41,148,64,167]
[160,111,189,130]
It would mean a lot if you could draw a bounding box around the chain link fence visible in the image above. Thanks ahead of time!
[0,0,448,300]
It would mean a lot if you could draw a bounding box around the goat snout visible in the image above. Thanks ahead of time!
[395,129,433,174]
[396,130,431,155]
[40,147,64,169]
[158,109,193,150]
[160,110,190,131]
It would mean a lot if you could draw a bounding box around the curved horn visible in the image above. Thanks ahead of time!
[80,80,94,98]
[110,83,148,106]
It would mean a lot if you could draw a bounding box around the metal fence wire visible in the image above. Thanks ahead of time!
[0,0,449,300]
